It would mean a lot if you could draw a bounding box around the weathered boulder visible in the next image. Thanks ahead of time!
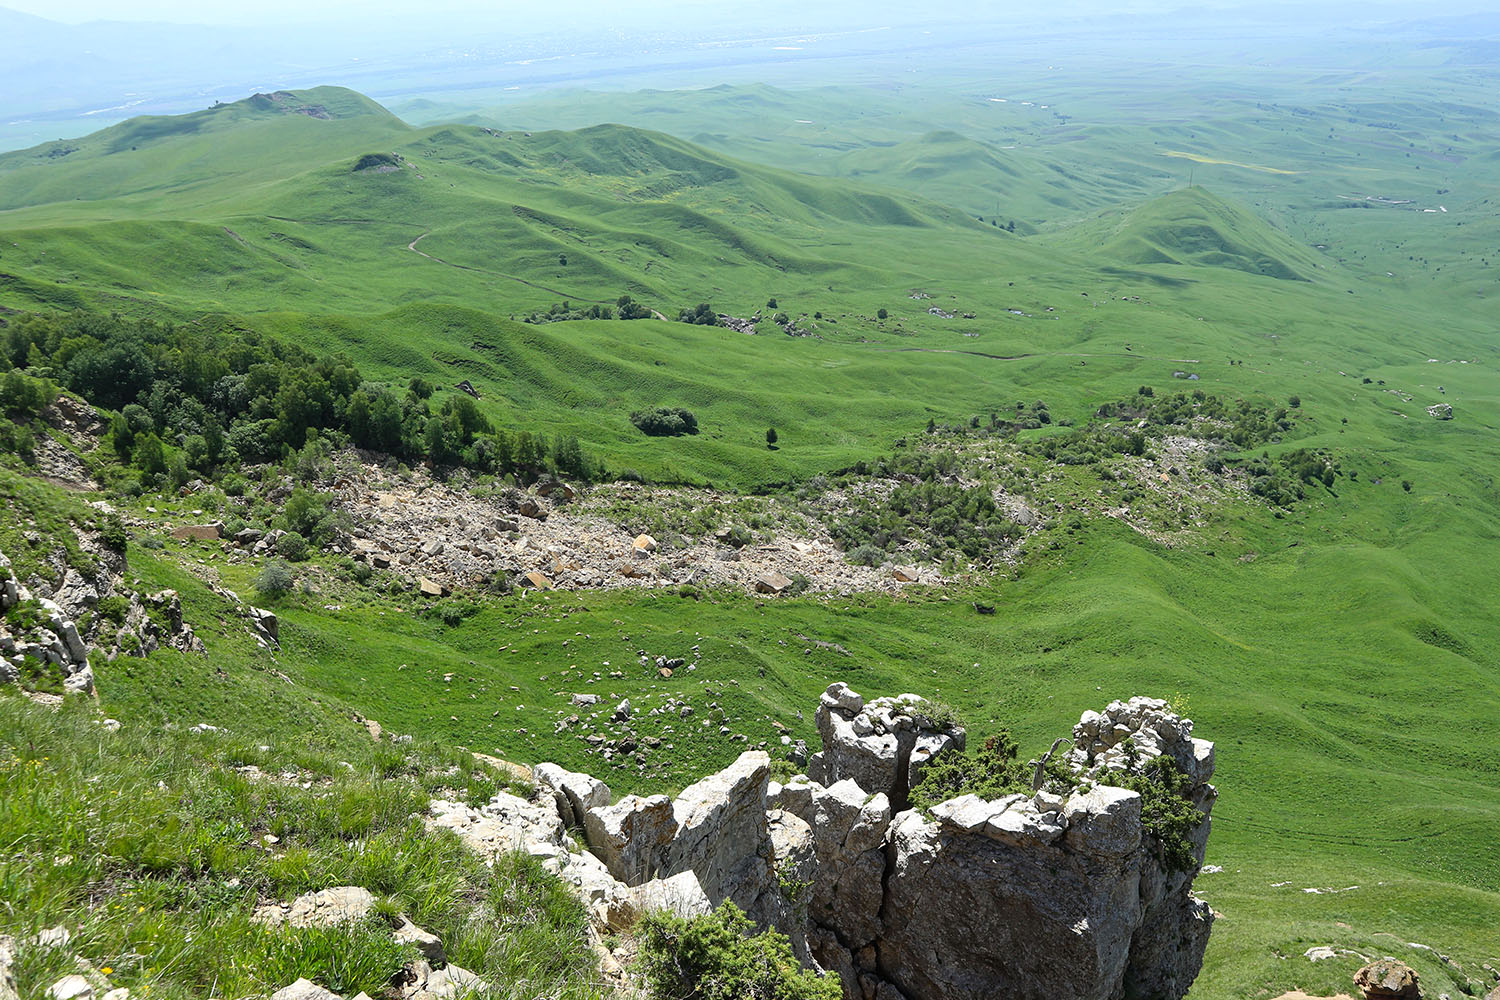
[270,979,341,1000]
[1070,697,1214,788]
[877,803,1139,1000]
[809,685,964,809]
[1354,960,1421,1000]
[253,885,376,929]
[398,960,491,1000]
[659,751,772,912]
[248,607,278,645]
[392,914,446,964]
[755,570,793,595]
[627,869,714,921]
[0,935,16,1000]
[583,793,678,883]
[1427,403,1453,420]
[534,762,611,829]
[427,791,567,863]
[47,977,94,1000]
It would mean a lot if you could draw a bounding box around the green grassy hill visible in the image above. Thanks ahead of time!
[1056,186,1330,281]
[2,83,1499,1000]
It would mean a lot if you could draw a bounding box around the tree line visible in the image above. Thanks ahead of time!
[0,311,598,487]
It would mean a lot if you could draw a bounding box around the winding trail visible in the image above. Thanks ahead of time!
[873,346,1202,364]
[405,229,612,304]
[264,215,614,305]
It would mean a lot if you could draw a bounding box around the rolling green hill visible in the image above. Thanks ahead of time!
[1058,186,1330,281]
[2,83,1498,1000]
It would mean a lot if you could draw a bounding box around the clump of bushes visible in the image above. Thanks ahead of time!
[676,303,720,326]
[352,151,399,171]
[3,310,602,491]
[275,531,310,562]
[832,479,1020,565]
[1100,751,1204,873]
[255,560,295,597]
[630,407,699,437]
[636,900,840,1000]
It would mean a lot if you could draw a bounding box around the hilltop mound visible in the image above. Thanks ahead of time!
[0,87,409,211]
[1068,187,1324,281]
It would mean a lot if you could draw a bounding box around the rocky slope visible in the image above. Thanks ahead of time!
[438,683,1218,1000]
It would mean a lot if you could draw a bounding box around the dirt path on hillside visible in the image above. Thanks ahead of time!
[405,229,612,304]
[875,346,1202,364]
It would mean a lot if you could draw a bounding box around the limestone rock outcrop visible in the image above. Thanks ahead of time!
[435,683,1216,1000]
[1,551,95,695]
[809,684,964,810]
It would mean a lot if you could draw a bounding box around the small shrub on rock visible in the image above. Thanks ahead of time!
[636,900,840,1000]
[100,514,128,552]
[910,731,1032,813]
[1100,755,1204,873]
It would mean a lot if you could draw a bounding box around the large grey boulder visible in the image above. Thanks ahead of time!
[583,793,678,883]
[659,751,772,910]
[534,762,611,829]
[866,697,1215,1000]
[876,802,1145,1000]
[808,685,964,809]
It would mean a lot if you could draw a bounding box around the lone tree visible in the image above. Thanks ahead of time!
[766,427,778,447]
[877,307,889,320]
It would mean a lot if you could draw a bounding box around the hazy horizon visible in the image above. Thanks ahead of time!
[7,0,1498,27]
[1,0,1496,153]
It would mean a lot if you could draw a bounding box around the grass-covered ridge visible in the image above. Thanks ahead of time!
[1059,186,1329,282]
[1,74,1498,1000]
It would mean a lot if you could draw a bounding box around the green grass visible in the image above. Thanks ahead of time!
[0,663,604,1000]
[74,498,1499,998]
[2,72,1499,1000]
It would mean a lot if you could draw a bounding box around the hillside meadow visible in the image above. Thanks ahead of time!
[1,80,1497,999]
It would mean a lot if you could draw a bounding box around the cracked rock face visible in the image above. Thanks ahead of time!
[437,684,1214,1000]
[809,687,965,811]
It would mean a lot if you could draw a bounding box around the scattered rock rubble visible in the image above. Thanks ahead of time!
[313,465,943,596]
[436,684,1217,1000]
[253,887,478,1000]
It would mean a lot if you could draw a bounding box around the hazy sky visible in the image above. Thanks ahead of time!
[8,0,1492,27]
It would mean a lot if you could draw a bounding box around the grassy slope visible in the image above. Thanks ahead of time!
[97,473,1500,1000]
[0,549,604,1000]
[1,84,1498,999]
